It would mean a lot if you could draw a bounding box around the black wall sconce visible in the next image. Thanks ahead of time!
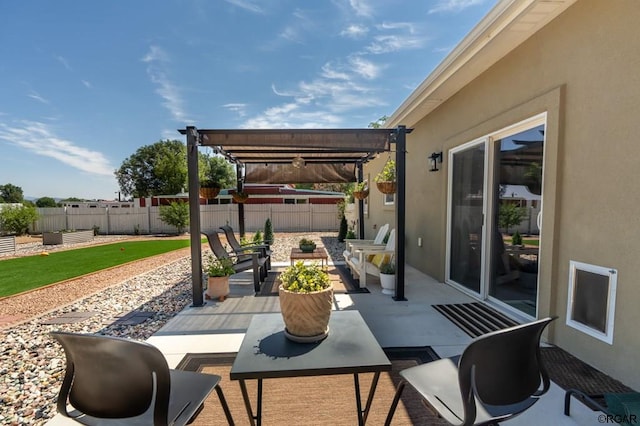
[428,151,443,172]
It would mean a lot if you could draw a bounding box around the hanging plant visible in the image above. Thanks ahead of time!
[353,180,369,200]
[374,159,396,194]
[199,179,221,199]
[232,191,249,203]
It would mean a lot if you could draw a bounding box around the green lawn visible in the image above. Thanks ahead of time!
[0,239,197,298]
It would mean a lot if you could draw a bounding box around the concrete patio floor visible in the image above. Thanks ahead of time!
[48,261,602,425]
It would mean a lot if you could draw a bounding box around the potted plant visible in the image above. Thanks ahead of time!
[232,190,249,203]
[352,180,369,200]
[374,160,396,194]
[379,261,396,295]
[278,261,333,342]
[204,255,235,301]
[298,238,316,253]
[199,179,221,199]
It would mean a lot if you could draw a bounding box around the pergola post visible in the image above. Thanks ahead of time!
[394,125,408,301]
[357,163,365,239]
[236,163,245,238]
[186,126,204,307]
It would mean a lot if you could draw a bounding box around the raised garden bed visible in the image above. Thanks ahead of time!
[43,230,94,245]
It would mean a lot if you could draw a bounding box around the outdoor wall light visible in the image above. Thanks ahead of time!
[292,155,305,168]
[428,151,443,172]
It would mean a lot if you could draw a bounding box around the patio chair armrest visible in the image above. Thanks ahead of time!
[357,249,395,263]
[354,246,392,255]
[240,242,271,250]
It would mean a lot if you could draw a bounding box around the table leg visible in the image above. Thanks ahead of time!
[353,372,381,425]
[238,379,263,426]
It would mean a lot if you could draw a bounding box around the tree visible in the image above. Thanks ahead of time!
[0,183,24,203]
[115,140,188,198]
[158,201,189,234]
[338,216,348,242]
[263,218,274,245]
[201,155,236,189]
[0,204,38,235]
[498,203,526,234]
[36,197,58,207]
[368,115,389,129]
[115,141,236,198]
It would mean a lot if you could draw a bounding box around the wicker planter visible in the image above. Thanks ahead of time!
[376,181,396,194]
[279,285,334,342]
[205,276,230,301]
[232,193,249,203]
[353,189,369,200]
[199,187,220,199]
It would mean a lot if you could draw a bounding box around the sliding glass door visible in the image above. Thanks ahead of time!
[447,115,545,318]
[447,141,485,295]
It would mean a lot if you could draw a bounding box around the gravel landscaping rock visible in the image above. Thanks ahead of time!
[0,232,344,425]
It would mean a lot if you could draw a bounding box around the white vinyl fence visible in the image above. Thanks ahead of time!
[30,204,340,235]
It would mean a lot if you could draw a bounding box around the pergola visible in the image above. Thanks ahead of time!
[178,126,411,306]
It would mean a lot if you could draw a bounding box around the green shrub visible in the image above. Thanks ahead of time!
[379,262,396,274]
[253,229,263,244]
[279,261,330,293]
[205,255,235,277]
[158,201,189,234]
[346,229,356,239]
[338,216,348,242]
[511,230,523,246]
[0,204,38,235]
[263,218,274,245]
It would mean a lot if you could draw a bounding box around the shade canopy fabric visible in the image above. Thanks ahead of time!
[178,128,393,184]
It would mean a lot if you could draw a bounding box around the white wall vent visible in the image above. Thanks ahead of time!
[566,261,617,344]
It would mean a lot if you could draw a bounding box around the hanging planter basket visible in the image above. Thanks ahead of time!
[353,189,369,200]
[199,187,220,199]
[376,181,396,194]
[232,192,249,203]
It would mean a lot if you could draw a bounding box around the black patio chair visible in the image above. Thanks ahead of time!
[50,331,234,426]
[219,225,272,270]
[385,316,556,426]
[203,230,267,293]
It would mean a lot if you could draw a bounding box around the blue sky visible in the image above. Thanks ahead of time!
[0,0,496,200]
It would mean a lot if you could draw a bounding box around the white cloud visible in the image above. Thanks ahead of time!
[224,0,265,14]
[81,80,92,89]
[340,24,369,38]
[429,0,486,14]
[349,56,380,80]
[56,55,72,71]
[142,45,169,63]
[243,70,386,129]
[279,26,302,43]
[366,34,425,54]
[223,103,248,117]
[377,22,415,33]
[27,91,49,104]
[364,21,426,54]
[0,121,114,176]
[142,45,192,124]
[349,0,373,17]
[321,63,350,80]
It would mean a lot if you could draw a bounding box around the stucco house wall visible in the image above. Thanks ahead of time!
[366,0,640,389]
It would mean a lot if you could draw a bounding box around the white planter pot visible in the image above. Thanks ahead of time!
[205,276,230,301]
[379,273,395,295]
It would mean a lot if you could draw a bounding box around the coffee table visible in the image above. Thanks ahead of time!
[290,246,329,268]
[230,311,391,425]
